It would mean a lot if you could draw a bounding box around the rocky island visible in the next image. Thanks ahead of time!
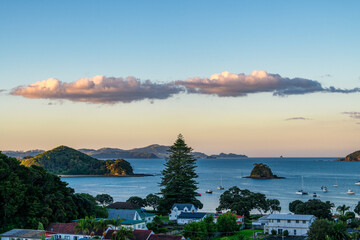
[244,163,284,179]
[337,150,360,161]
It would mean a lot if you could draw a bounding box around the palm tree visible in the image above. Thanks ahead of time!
[95,218,109,239]
[337,204,350,216]
[86,216,97,236]
[111,227,134,240]
[75,218,90,235]
[111,217,123,230]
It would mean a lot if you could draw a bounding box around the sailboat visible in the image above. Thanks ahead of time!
[217,176,224,190]
[355,181,360,185]
[296,176,308,195]
[333,177,338,187]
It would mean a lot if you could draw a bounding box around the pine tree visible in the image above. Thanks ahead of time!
[158,134,203,212]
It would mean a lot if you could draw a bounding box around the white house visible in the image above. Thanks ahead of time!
[177,212,214,225]
[169,203,197,221]
[108,219,147,230]
[0,229,55,240]
[264,214,316,236]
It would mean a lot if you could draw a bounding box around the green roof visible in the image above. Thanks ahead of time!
[136,209,156,218]
[121,219,145,225]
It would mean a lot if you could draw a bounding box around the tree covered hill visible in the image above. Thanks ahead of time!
[20,145,133,175]
[0,152,107,233]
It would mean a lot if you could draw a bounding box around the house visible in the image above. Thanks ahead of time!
[214,214,244,224]
[176,212,214,225]
[104,229,186,240]
[252,215,269,230]
[264,214,316,236]
[0,229,55,240]
[47,222,90,240]
[148,234,186,240]
[169,203,197,221]
[108,209,143,221]
[107,202,156,223]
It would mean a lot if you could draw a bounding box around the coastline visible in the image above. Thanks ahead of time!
[59,173,154,178]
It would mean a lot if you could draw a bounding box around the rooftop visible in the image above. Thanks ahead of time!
[171,203,196,211]
[47,222,79,235]
[267,214,315,221]
[177,212,208,219]
[0,229,46,239]
[107,202,141,209]
[108,209,139,220]
[149,234,184,240]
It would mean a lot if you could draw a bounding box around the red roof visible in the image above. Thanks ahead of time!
[148,234,184,240]
[46,223,79,235]
[133,230,153,240]
[104,230,116,240]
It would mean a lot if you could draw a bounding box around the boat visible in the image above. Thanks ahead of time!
[313,192,318,197]
[296,176,308,195]
[217,176,225,190]
[347,189,355,195]
[333,178,338,187]
[205,189,213,194]
[296,190,308,195]
[321,186,328,193]
[196,193,201,196]
[355,181,360,185]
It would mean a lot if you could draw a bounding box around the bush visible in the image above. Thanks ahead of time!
[271,229,277,235]
[283,230,289,237]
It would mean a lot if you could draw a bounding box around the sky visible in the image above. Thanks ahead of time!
[0,0,359,157]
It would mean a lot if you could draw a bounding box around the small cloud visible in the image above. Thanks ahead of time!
[320,74,332,78]
[11,76,184,104]
[285,117,311,121]
[342,112,360,119]
[176,71,359,97]
[0,89,6,93]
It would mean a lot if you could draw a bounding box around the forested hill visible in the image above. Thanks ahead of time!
[20,145,133,175]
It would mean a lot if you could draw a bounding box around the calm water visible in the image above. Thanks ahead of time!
[62,158,360,213]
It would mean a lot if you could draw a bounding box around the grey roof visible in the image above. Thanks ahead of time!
[108,209,138,220]
[267,214,315,221]
[178,212,208,219]
[172,203,196,211]
[0,229,45,239]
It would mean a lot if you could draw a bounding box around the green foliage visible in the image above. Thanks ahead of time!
[337,204,350,216]
[283,230,289,237]
[145,194,161,210]
[111,217,123,230]
[0,152,107,233]
[158,134,203,212]
[216,186,280,217]
[250,163,274,178]
[183,215,217,240]
[146,216,164,234]
[354,201,360,216]
[288,199,334,219]
[308,219,350,240]
[95,194,114,206]
[38,222,44,230]
[271,230,277,235]
[217,212,239,235]
[126,196,146,207]
[111,227,134,240]
[20,146,133,175]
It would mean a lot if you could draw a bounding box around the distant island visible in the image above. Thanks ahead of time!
[243,163,284,179]
[337,150,360,161]
[3,144,247,160]
[20,145,141,176]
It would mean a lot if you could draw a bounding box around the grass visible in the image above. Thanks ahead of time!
[159,215,169,222]
[212,229,265,240]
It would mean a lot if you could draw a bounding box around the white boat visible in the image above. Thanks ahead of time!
[206,189,213,194]
[217,176,224,190]
[355,181,360,185]
[321,186,328,193]
[347,189,355,195]
[296,190,308,195]
[333,178,338,187]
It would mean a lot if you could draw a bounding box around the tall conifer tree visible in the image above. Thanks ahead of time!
[159,134,203,212]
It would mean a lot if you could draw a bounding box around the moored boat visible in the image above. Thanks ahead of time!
[347,189,355,195]
[206,189,213,194]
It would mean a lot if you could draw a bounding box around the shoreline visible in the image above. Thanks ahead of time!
[59,173,154,178]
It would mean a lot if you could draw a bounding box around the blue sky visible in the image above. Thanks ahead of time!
[1,0,359,156]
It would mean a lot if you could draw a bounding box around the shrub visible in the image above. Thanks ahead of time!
[271,229,277,235]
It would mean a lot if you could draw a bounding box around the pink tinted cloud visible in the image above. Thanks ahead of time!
[176,71,359,97]
[11,76,183,104]
[342,112,360,119]
[285,117,311,121]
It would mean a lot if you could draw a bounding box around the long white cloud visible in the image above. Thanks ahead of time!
[176,70,359,97]
[11,76,183,104]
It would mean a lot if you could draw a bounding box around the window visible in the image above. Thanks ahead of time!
[65,236,70,240]
[287,220,291,223]
[303,220,306,223]
[294,230,297,235]
[277,219,280,223]
[278,229,283,235]
[74,237,78,240]
[296,220,299,223]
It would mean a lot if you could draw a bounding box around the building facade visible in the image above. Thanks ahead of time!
[265,214,316,236]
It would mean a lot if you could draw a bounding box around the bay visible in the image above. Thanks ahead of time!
[61,157,360,213]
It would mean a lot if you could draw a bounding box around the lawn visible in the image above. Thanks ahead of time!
[159,215,169,222]
[213,229,265,240]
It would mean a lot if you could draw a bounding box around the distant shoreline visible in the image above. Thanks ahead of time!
[59,173,154,178]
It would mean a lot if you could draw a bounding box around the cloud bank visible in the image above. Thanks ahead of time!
[11,76,182,104]
[285,117,311,121]
[11,71,359,104]
[342,112,360,119]
[176,71,359,97]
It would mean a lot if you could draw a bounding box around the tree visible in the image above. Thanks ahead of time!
[111,217,123,231]
[183,215,217,240]
[308,219,334,240]
[354,201,360,216]
[216,212,239,236]
[145,194,161,211]
[158,134,203,212]
[266,199,281,213]
[146,216,164,233]
[95,194,114,207]
[75,218,90,235]
[337,204,350,216]
[289,199,334,220]
[37,222,44,230]
[95,218,109,238]
[126,196,146,208]
[112,227,134,240]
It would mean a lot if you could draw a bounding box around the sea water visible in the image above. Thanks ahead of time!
[62,157,360,213]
